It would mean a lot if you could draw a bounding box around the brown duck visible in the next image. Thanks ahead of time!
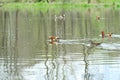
[101,31,113,42]
[49,36,60,42]
[89,40,102,46]
[101,31,113,38]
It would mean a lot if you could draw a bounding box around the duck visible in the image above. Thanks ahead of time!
[89,40,102,46]
[101,31,113,42]
[49,36,60,42]
[96,16,105,21]
[96,16,100,20]
[105,32,113,37]
[101,31,113,38]
[55,14,65,21]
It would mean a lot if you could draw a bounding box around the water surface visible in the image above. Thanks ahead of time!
[0,8,120,80]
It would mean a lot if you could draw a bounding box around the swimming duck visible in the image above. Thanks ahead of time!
[96,16,100,20]
[89,40,102,46]
[101,31,113,42]
[101,31,113,38]
[49,36,60,42]
[105,32,113,37]
[55,14,65,21]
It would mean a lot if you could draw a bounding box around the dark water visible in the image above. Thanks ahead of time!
[0,8,120,80]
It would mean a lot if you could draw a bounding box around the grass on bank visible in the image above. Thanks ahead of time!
[2,2,120,12]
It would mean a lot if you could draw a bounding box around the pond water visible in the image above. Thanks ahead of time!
[0,7,120,80]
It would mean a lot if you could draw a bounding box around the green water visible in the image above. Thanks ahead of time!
[0,7,120,80]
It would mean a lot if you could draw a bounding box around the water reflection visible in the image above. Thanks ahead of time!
[0,8,120,80]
